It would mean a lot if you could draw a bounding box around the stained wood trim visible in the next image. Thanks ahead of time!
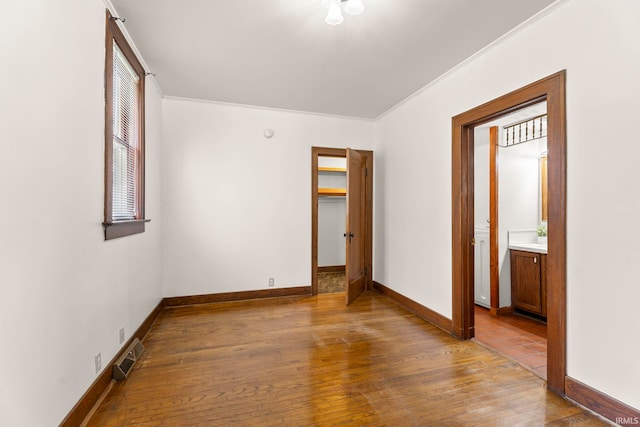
[163,287,311,307]
[540,154,548,221]
[451,71,566,394]
[103,219,149,240]
[545,72,567,396]
[496,305,514,315]
[451,124,476,339]
[489,126,500,314]
[318,265,346,273]
[373,281,453,334]
[312,147,347,296]
[60,300,163,427]
[363,150,374,290]
[566,376,640,425]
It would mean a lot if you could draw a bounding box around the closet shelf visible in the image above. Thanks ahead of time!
[318,188,346,196]
[318,166,346,173]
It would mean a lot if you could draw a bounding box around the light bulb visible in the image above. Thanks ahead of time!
[325,1,344,25]
[345,0,364,15]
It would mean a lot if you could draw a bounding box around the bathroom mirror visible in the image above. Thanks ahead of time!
[540,152,548,222]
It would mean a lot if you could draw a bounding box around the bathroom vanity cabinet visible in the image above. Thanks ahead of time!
[510,249,547,318]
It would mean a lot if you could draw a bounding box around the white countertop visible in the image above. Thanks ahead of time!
[508,242,547,254]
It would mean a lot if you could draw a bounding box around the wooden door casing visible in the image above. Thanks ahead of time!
[489,126,500,315]
[311,147,373,298]
[451,71,566,394]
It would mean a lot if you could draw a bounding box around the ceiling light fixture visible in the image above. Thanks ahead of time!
[322,0,364,26]
[344,0,364,15]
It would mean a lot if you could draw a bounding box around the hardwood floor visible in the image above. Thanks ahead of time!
[87,292,607,426]
[474,305,548,379]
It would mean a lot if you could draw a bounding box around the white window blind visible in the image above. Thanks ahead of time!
[112,42,140,220]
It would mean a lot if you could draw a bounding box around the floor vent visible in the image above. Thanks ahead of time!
[112,338,144,381]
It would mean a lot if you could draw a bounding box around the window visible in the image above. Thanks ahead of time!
[103,11,148,240]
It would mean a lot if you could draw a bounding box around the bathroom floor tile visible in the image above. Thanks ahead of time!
[515,352,547,369]
[474,305,547,380]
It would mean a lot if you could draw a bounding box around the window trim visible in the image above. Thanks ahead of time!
[104,11,148,240]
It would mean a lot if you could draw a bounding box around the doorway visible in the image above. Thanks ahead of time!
[311,147,373,304]
[317,155,347,294]
[473,103,549,379]
[451,71,566,394]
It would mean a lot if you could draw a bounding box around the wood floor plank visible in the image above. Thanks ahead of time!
[87,291,608,426]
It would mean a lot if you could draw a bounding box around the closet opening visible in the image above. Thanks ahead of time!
[311,147,373,304]
[317,155,347,294]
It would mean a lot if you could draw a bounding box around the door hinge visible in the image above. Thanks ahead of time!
[364,266,368,276]
[365,167,368,177]
[471,238,476,246]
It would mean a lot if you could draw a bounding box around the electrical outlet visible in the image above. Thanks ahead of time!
[119,327,125,344]
[95,352,102,374]
[268,278,275,287]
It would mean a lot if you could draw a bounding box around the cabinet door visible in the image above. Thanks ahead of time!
[510,250,542,314]
[540,254,547,317]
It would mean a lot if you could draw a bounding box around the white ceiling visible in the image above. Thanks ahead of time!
[109,0,558,119]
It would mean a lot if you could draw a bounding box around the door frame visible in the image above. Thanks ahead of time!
[451,71,566,394]
[488,126,502,315]
[311,147,373,296]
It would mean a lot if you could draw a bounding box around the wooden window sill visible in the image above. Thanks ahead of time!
[103,219,151,240]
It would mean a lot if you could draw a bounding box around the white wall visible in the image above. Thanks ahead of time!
[497,137,541,306]
[318,198,346,266]
[318,159,347,266]
[319,157,347,170]
[162,99,373,296]
[473,129,491,308]
[474,129,490,229]
[0,1,164,426]
[374,0,640,409]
